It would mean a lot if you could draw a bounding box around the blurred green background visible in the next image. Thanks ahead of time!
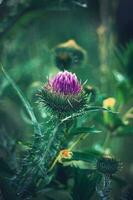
[0,0,133,199]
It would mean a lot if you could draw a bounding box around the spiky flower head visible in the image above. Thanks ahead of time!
[38,71,87,117]
[97,156,119,175]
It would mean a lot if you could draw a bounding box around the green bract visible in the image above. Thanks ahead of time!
[38,88,88,116]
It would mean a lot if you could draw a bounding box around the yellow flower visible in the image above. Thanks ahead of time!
[103,97,116,109]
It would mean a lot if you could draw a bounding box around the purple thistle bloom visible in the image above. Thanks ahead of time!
[48,71,82,95]
[39,70,87,115]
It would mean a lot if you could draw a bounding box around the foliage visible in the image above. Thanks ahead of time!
[0,1,133,200]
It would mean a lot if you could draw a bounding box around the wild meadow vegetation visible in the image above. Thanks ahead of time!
[0,1,133,200]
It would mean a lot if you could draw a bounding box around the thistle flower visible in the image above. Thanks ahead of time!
[96,156,119,175]
[38,71,87,117]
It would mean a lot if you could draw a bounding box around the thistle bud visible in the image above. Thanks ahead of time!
[38,71,87,117]
[97,156,119,175]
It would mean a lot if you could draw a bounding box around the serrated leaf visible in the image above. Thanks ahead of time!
[62,151,102,169]
[62,160,96,171]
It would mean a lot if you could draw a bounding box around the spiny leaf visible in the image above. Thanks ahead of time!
[1,67,42,137]
[61,151,102,169]
[62,160,96,170]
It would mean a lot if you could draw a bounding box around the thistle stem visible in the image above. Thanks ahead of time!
[14,121,67,199]
[96,174,111,200]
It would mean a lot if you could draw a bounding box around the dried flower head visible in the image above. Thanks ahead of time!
[38,71,88,117]
[97,156,119,175]
[53,39,86,70]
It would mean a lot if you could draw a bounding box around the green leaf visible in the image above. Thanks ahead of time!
[1,67,42,137]
[62,160,96,170]
[84,106,116,113]
[73,170,101,200]
[62,151,102,169]
[70,127,101,136]
[71,151,101,163]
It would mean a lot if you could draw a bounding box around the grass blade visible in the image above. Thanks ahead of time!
[1,67,42,136]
